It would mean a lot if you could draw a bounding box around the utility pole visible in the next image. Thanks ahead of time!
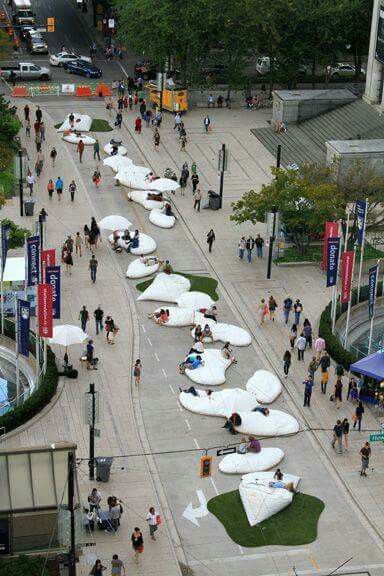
[276,144,282,169]
[267,205,278,279]
[18,148,24,217]
[89,382,96,480]
[218,143,226,209]
[67,451,76,576]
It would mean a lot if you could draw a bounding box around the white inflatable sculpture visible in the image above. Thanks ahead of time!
[219,448,284,474]
[184,349,232,386]
[149,208,176,229]
[126,258,160,279]
[177,292,215,310]
[108,231,156,255]
[179,388,258,416]
[63,133,95,145]
[235,411,299,436]
[151,307,204,327]
[191,321,251,347]
[57,113,92,132]
[137,273,190,303]
[127,190,166,211]
[104,143,127,156]
[246,370,282,403]
[103,155,134,172]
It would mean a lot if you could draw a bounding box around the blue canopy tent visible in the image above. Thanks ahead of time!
[350,352,384,382]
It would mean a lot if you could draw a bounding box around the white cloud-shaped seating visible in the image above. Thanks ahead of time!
[219,448,284,474]
[126,258,159,279]
[108,231,156,255]
[63,133,95,145]
[246,370,282,403]
[127,190,166,211]
[191,321,251,347]
[57,113,92,132]
[137,273,190,303]
[241,471,301,489]
[185,349,232,386]
[235,411,299,436]
[179,388,258,417]
[104,143,127,156]
[151,307,204,327]
[177,292,215,310]
[149,209,176,229]
[103,155,134,172]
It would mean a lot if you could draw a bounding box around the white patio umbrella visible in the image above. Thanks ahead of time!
[49,324,88,347]
[98,214,132,231]
[149,178,180,192]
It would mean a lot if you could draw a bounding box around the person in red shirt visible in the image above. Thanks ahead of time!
[135,117,142,134]
[77,139,85,162]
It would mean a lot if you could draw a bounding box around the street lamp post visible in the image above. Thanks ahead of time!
[267,205,278,280]
[18,148,24,217]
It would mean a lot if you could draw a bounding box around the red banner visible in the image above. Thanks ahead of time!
[322,221,339,270]
[340,251,354,303]
[38,283,53,338]
[42,249,56,282]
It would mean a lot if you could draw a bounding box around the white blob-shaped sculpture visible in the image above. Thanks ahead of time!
[108,231,156,255]
[219,448,284,474]
[191,321,251,347]
[63,133,95,145]
[185,349,232,386]
[177,292,215,310]
[103,155,134,172]
[179,388,259,417]
[246,370,282,403]
[57,113,92,132]
[127,190,166,211]
[239,475,295,526]
[137,273,190,303]
[126,258,160,279]
[235,411,299,436]
[151,307,204,327]
[149,209,176,229]
[104,143,127,156]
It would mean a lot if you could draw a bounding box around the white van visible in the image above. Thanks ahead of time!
[12,0,35,25]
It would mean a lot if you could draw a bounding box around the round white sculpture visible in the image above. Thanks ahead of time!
[108,231,156,255]
[241,471,301,489]
[137,273,190,303]
[235,411,299,436]
[179,388,259,417]
[185,349,232,386]
[104,143,127,156]
[149,209,176,229]
[57,113,92,132]
[151,307,204,327]
[177,292,215,310]
[63,133,95,145]
[127,190,166,211]
[191,321,251,347]
[246,370,282,403]
[219,448,284,474]
[239,477,294,526]
[117,172,161,190]
[103,155,134,172]
[126,258,160,279]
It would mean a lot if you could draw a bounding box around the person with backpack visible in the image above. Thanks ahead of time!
[332,420,343,453]
[303,376,313,407]
[283,296,293,324]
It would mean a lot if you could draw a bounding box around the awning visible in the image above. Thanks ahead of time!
[2,257,25,282]
[350,352,384,382]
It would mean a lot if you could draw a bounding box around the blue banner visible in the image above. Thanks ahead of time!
[27,236,40,286]
[368,265,378,320]
[17,299,30,357]
[356,200,367,246]
[1,223,10,274]
[45,266,60,319]
[326,237,340,287]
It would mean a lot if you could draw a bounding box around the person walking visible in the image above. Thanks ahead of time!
[203,115,211,133]
[77,139,85,162]
[131,527,144,563]
[353,401,365,431]
[153,128,160,150]
[191,161,197,175]
[294,299,303,325]
[35,105,42,123]
[65,250,73,274]
[238,236,246,259]
[39,122,46,142]
[89,559,106,576]
[303,376,313,407]
[179,174,187,196]
[47,179,54,200]
[180,133,187,151]
[92,168,101,187]
[283,350,291,377]
[268,295,278,321]
[94,306,104,335]
[332,420,343,454]
[93,139,100,160]
[296,333,306,361]
[35,131,42,152]
[303,319,313,348]
[342,418,350,450]
[314,335,326,360]
[68,180,76,202]
[360,442,371,476]
[55,176,63,201]
[283,296,293,324]
[35,152,44,177]
[319,351,330,373]
[174,112,182,130]
[27,172,35,195]
[75,231,83,256]
[246,236,254,262]
[133,359,142,386]
[115,112,122,128]
[146,507,159,540]
[321,368,329,395]
[111,554,125,576]
[289,323,297,350]
[255,234,264,258]
[207,229,215,252]
[257,298,268,324]
[193,188,202,211]
[308,356,318,381]
[25,118,31,137]
[24,104,30,121]
[49,147,57,167]
[334,378,343,409]
[135,116,142,134]
[191,172,199,192]
[89,254,98,283]
[79,306,89,332]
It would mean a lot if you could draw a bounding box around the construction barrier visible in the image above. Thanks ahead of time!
[75,85,93,97]
[95,83,111,97]
[12,86,28,97]
[11,83,118,98]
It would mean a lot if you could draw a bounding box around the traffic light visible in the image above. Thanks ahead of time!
[199,455,212,478]
[47,17,55,32]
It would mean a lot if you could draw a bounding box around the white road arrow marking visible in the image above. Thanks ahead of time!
[182,489,209,527]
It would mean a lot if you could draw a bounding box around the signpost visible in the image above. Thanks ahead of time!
[369,432,384,442]
[216,446,237,456]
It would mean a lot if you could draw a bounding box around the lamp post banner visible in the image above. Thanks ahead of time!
[356,200,367,246]
[38,283,53,338]
[326,237,340,287]
[341,251,355,303]
[17,299,30,357]
[27,236,40,286]
[322,221,339,270]
[368,265,378,319]
[45,266,61,319]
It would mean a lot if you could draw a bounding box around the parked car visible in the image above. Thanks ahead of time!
[26,31,48,54]
[50,51,92,67]
[0,62,51,80]
[329,62,366,79]
[256,55,310,78]
[19,24,37,40]
[63,59,102,78]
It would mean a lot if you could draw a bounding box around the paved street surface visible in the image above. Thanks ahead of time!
[2,98,384,576]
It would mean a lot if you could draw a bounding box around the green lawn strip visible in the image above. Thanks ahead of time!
[276,242,384,263]
[54,119,112,132]
[207,490,324,547]
[136,272,219,301]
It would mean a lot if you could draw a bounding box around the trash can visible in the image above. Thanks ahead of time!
[95,457,113,482]
[24,198,35,216]
[208,190,221,210]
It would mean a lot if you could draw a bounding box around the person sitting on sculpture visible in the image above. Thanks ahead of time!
[162,260,173,274]
[194,324,203,340]
[179,354,204,374]
[147,191,163,201]
[253,406,270,416]
[223,412,242,435]
[201,324,214,342]
[268,481,295,493]
[125,229,139,252]
[179,386,213,397]
[189,339,204,355]
[221,342,237,364]
[140,254,161,267]
[204,305,218,322]
[163,202,175,217]
[155,309,170,325]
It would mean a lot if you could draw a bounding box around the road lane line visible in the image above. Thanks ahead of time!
[210,477,219,495]
[141,324,146,333]
[154,352,160,362]
[168,384,175,395]
[146,336,152,346]
[118,61,129,78]
[193,438,200,448]
[162,368,167,378]
[238,545,244,555]
[177,401,183,412]
[185,419,191,431]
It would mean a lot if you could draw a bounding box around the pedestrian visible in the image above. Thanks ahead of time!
[283,350,291,377]
[77,139,85,163]
[27,172,35,195]
[146,507,159,540]
[34,120,40,135]
[289,323,297,349]
[268,295,278,321]
[314,334,325,360]
[69,180,76,202]
[135,116,142,134]
[320,350,330,373]
[89,559,106,576]
[65,250,73,274]
[342,418,350,450]
[335,363,344,378]
[303,319,313,348]
[255,234,264,258]
[35,105,42,123]
[203,115,210,133]
[179,174,187,196]
[193,188,202,211]
[79,306,89,332]
[133,359,142,385]
[238,236,246,259]
[117,97,124,111]
[132,527,144,562]
[294,299,303,325]
[191,161,197,175]
[47,179,54,200]
[154,128,160,149]
[55,177,63,201]
[174,112,182,130]
[217,95,223,108]
[92,169,101,187]
[35,131,42,152]
[90,217,100,247]
[90,41,96,59]
[93,139,100,160]
[207,229,215,252]
[139,100,146,119]
[360,442,371,476]
[111,554,125,576]
[128,92,133,110]
[94,305,104,335]
[308,356,318,381]
[303,376,313,407]
[296,333,306,361]
[207,93,214,107]
[24,104,30,121]
[347,376,356,400]
[180,133,187,151]
[40,207,48,222]
[246,236,254,262]
[258,298,268,324]
[146,109,152,126]
[75,231,83,256]
[105,315,119,344]
[334,378,343,409]
[39,122,45,141]
[191,172,199,192]
[332,420,343,453]
[283,296,293,324]
[353,401,364,431]
[35,152,44,177]
[84,225,90,249]
[115,112,122,128]
[89,254,98,283]
[25,118,31,137]
[321,368,329,394]
[50,147,57,167]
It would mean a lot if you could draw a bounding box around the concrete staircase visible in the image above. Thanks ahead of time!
[252,99,384,167]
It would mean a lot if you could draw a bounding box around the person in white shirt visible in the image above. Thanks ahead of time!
[146,506,159,540]
[295,334,307,362]
[27,173,35,195]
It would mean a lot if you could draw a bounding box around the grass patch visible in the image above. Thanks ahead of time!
[0,164,14,198]
[54,119,112,132]
[276,242,384,263]
[207,490,324,547]
[136,272,219,301]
